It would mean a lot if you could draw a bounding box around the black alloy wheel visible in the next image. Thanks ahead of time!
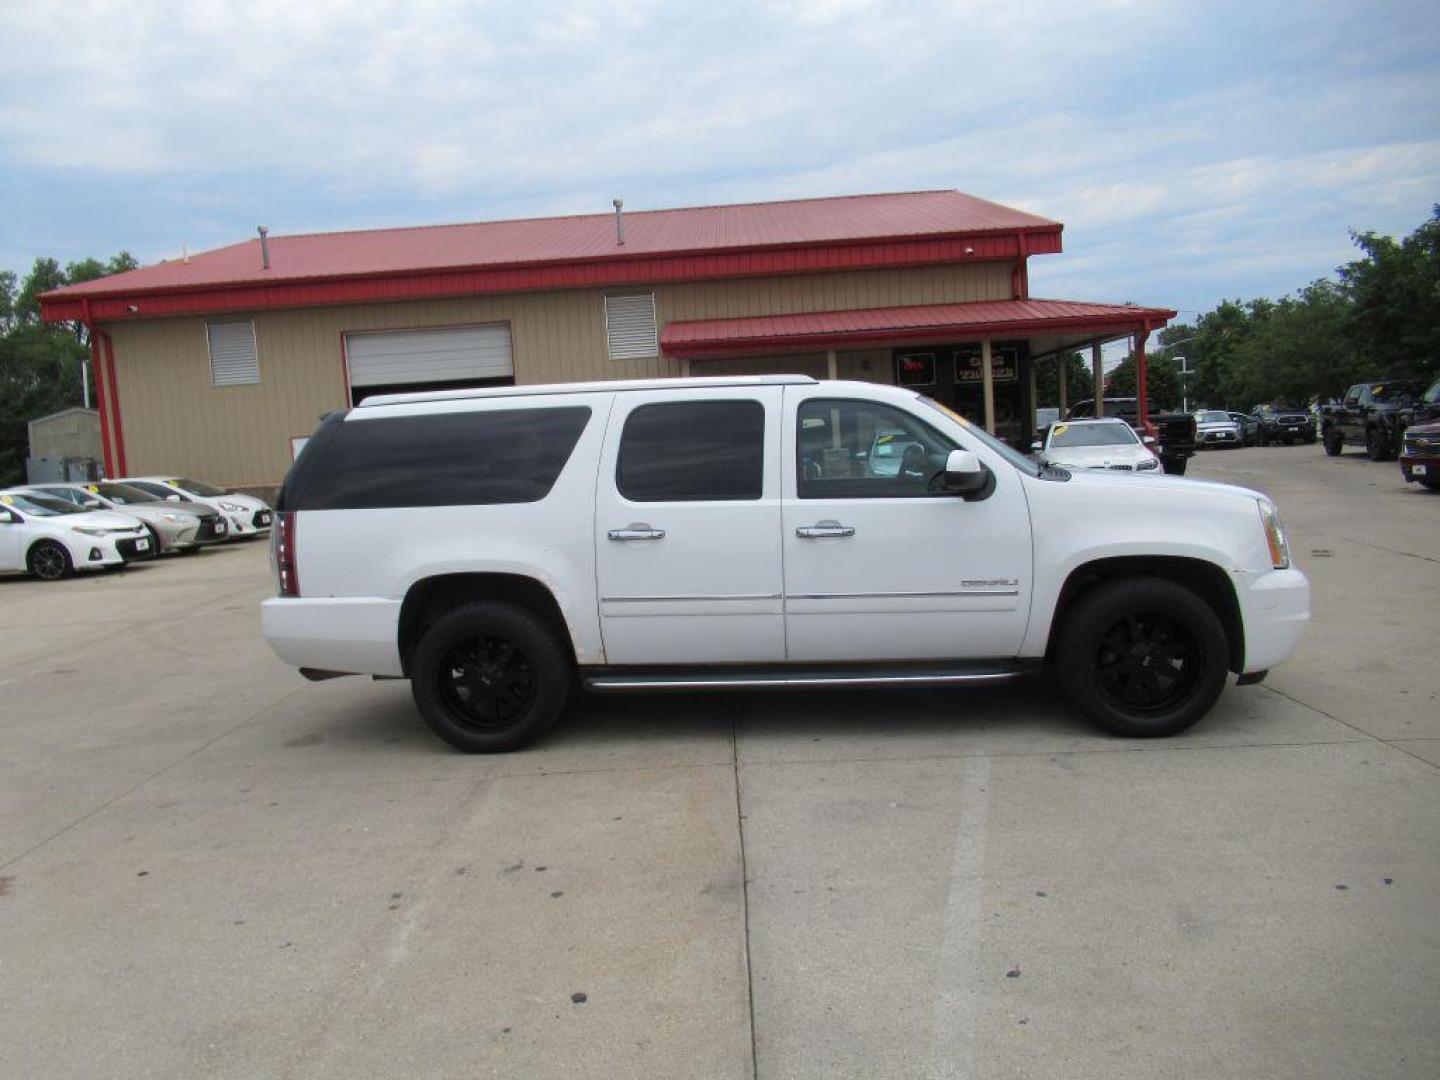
[1057,578,1229,737]
[437,633,539,732]
[1323,429,1343,456]
[410,601,570,752]
[27,540,73,581]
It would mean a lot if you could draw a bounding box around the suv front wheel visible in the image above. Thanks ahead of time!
[410,601,571,752]
[1057,578,1229,738]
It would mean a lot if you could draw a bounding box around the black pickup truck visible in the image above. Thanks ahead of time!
[1067,397,1198,475]
[1321,380,1426,461]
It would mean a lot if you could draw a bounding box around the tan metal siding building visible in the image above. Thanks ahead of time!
[40,191,1174,489]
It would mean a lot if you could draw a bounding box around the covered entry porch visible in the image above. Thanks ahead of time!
[661,298,1177,447]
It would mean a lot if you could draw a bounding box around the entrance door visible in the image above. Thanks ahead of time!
[594,386,785,665]
[782,388,1032,662]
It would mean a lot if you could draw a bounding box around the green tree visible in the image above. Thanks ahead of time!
[0,252,136,484]
[1104,352,1181,410]
[1339,207,1440,383]
[1034,350,1094,409]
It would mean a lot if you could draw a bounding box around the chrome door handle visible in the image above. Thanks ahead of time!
[608,525,666,541]
[796,521,855,539]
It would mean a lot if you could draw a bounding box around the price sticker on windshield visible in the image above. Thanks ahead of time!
[0,495,12,505]
[1052,423,1068,437]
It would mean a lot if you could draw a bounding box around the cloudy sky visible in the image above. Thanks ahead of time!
[1,0,1436,326]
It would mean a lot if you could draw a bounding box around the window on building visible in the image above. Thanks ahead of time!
[617,400,765,502]
[797,398,959,499]
[288,407,592,510]
[604,294,658,360]
[207,321,260,386]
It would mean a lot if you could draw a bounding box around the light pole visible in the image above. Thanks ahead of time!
[1175,355,1192,413]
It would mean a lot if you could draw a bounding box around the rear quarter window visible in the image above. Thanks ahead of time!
[288,406,591,510]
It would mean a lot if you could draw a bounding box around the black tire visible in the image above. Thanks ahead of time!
[1323,429,1343,456]
[409,601,571,752]
[1258,433,1270,447]
[1162,456,1188,476]
[1422,480,1440,492]
[1366,427,1391,462]
[1056,578,1230,738]
[144,525,163,556]
[27,540,74,581]
[1305,432,1316,444]
[1281,436,1293,445]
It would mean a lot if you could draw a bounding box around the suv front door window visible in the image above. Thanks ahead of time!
[781,392,1033,663]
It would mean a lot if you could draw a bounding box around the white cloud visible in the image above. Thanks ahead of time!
[0,0,1436,313]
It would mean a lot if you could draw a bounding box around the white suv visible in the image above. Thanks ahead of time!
[262,376,1310,752]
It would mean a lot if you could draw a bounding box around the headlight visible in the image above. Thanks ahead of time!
[1136,458,1160,471]
[71,526,108,536]
[161,513,195,524]
[218,501,247,512]
[1258,498,1291,569]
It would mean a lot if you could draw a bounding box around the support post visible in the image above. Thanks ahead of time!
[981,339,996,435]
[1092,342,1104,418]
[826,348,838,380]
[1057,354,1068,417]
[1027,353,1037,441]
[1135,326,1151,433]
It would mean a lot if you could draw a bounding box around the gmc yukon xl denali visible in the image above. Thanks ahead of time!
[263,376,1310,752]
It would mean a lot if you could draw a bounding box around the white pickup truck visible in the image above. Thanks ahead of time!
[262,376,1309,752]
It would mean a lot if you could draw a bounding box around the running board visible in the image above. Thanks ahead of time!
[583,661,1037,693]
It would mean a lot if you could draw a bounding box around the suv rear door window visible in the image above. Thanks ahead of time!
[291,406,591,510]
[616,400,765,502]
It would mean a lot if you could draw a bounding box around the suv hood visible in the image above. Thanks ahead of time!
[1054,466,1264,505]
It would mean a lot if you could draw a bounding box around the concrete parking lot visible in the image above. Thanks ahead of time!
[2,446,1437,1080]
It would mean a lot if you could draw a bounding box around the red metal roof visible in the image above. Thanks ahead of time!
[41,190,1061,322]
[662,298,1177,357]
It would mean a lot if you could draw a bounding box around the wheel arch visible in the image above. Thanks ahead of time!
[397,572,575,676]
[1044,555,1244,674]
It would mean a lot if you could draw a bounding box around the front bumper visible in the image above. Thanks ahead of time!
[1198,430,1241,446]
[225,509,273,538]
[1399,453,1440,483]
[1234,567,1310,673]
[115,534,157,561]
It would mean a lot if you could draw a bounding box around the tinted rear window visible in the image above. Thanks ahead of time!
[290,407,591,510]
[616,400,765,502]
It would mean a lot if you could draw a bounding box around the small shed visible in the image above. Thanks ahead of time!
[27,407,103,482]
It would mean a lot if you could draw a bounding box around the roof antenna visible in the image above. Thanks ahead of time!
[258,225,271,270]
[182,243,190,264]
[612,198,625,246]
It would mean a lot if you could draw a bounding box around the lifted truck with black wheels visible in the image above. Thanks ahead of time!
[1321,380,1424,461]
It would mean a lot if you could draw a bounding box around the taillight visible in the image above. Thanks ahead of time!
[275,511,300,596]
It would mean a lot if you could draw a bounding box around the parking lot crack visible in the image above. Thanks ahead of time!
[1339,536,1440,564]
[731,699,760,1080]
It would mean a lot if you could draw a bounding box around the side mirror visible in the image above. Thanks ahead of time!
[0,510,19,525]
[1142,435,1157,446]
[166,493,182,502]
[942,449,990,498]
[1029,440,1043,453]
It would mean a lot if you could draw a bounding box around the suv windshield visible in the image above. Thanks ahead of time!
[1050,422,1138,448]
[1197,411,1231,423]
[1372,383,1419,402]
[96,483,161,505]
[2,492,84,516]
[173,477,227,497]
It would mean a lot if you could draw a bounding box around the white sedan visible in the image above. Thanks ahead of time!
[120,476,273,538]
[1032,418,1164,472]
[0,490,153,580]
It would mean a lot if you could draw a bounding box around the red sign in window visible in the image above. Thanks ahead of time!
[895,352,936,387]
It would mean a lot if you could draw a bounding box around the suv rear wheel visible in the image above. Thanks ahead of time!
[1323,429,1343,456]
[1057,578,1229,738]
[1366,427,1391,461]
[410,601,571,752]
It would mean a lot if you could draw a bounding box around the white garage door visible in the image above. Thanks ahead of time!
[345,325,513,388]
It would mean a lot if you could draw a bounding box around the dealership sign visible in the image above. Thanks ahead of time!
[955,347,1018,383]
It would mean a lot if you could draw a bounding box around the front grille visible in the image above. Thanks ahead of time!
[117,536,155,560]
[195,518,229,541]
[1278,415,1310,425]
[1404,435,1440,453]
[251,510,273,529]
[1106,464,1133,471]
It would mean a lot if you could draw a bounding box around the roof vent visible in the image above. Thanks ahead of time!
[612,198,625,246]
[258,225,270,270]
